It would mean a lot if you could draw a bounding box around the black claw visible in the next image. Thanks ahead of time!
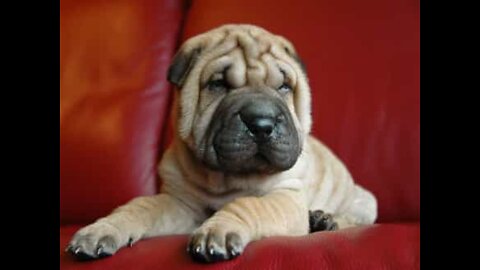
[97,251,112,258]
[98,236,117,250]
[320,213,332,221]
[225,232,243,259]
[189,245,207,263]
[96,246,103,256]
[228,248,239,258]
[207,247,226,262]
[188,233,209,263]
[188,244,206,262]
[208,246,215,256]
[128,238,134,248]
[67,246,96,261]
[327,221,338,231]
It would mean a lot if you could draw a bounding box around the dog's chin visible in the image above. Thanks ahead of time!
[201,142,300,175]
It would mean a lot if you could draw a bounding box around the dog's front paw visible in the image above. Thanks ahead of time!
[309,210,338,232]
[66,222,126,261]
[187,226,246,263]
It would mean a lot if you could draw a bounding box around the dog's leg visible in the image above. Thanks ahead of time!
[336,184,377,228]
[66,193,199,260]
[324,185,378,230]
[187,189,309,263]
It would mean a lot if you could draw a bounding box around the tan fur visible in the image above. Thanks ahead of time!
[68,24,377,261]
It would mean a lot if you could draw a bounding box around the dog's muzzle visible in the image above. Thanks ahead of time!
[239,99,281,142]
[201,91,301,175]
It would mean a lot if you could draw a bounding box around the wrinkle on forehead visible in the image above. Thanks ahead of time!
[200,28,297,88]
[226,49,247,88]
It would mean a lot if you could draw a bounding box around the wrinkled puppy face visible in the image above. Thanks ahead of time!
[168,24,312,175]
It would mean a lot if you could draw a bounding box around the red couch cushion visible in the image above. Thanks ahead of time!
[60,0,185,224]
[179,0,420,222]
[60,223,420,270]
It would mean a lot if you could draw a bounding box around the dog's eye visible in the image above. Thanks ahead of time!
[207,79,228,91]
[278,83,292,93]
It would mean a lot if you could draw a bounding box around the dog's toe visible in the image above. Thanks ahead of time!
[187,229,244,263]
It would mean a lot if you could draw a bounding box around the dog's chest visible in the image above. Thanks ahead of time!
[199,172,273,210]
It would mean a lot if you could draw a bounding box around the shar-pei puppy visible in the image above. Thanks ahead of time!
[66,24,377,263]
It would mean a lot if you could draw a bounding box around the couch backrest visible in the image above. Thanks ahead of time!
[60,0,185,224]
[179,0,420,222]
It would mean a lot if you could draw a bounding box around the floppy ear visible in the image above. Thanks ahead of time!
[284,47,307,74]
[292,54,307,74]
[167,47,202,87]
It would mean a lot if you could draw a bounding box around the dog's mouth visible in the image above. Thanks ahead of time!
[201,92,301,175]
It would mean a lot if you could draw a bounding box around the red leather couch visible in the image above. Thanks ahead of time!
[60,0,420,269]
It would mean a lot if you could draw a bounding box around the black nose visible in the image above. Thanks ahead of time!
[244,117,275,138]
[239,99,280,140]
